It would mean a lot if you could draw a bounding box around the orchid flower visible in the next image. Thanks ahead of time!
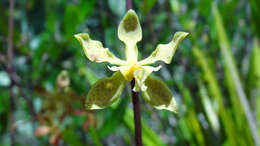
[74,9,188,112]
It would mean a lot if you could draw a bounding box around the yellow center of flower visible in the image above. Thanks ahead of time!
[125,65,142,81]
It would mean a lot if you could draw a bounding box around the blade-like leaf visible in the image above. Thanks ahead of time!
[99,95,128,136]
[192,47,238,146]
[213,6,260,145]
[249,39,260,134]
[176,82,206,146]
[198,81,220,134]
[85,71,126,110]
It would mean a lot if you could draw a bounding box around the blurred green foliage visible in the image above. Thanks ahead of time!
[0,0,260,145]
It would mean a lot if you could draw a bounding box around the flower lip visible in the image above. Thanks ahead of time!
[125,65,143,81]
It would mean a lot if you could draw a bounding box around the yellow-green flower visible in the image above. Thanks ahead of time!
[74,9,188,112]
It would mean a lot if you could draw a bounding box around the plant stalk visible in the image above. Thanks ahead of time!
[127,1,142,145]
[131,80,143,146]
[126,0,132,10]
[7,0,15,145]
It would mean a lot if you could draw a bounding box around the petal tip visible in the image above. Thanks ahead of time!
[74,33,90,41]
[118,9,142,45]
[126,9,136,15]
[85,103,103,110]
[173,31,189,40]
[183,32,189,37]
[182,31,189,37]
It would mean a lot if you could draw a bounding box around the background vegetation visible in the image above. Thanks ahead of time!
[0,0,260,145]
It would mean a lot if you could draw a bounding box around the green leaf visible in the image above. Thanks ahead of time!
[198,0,212,17]
[88,126,102,146]
[247,39,260,97]
[64,0,95,39]
[213,6,260,145]
[138,32,189,65]
[192,46,238,146]
[142,77,177,112]
[99,95,128,136]
[249,0,260,37]
[198,81,220,134]
[169,0,180,13]
[140,0,157,14]
[62,127,84,146]
[249,39,260,134]
[177,82,206,146]
[64,4,79,39]
[85,71,126,110]
[79,67,99,86]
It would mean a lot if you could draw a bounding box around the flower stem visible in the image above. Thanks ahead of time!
[131,80,143,146]
[126,0,142,145]
[7,0,15,145]
[126,0,132,10]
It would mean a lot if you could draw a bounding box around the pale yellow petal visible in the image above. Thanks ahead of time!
[108,65,132,81]
[142,65,162,76]
[107,66,121,71]
[108,65,145,81]
[74,33,127,65]
[138,32,189,65]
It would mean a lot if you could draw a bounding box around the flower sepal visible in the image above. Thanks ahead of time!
[142,77,177,112]
[85,71,126,110]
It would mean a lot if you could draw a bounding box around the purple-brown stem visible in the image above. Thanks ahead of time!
[7,0,15,145]
[127,0,142,145]
[131,80,143,146]
[126,0,132,10]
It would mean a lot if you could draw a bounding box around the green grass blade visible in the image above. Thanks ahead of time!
[249,39,260,134]
[88,126,103,146]
[192,47,237,146]
[213,6,260,145]
[178,83,205,146]
[198,81,220,134]
[81,68,99,85]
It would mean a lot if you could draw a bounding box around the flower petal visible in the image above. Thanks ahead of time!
[142,77,177,112]
[133,69,148,92]
[74,33,126,65]
[108,65,132,81]
[118,9,142,62]
[142,65,162,76]
[138,32,189,65]
[85,71,126,110]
